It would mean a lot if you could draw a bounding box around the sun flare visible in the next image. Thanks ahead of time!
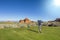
[53,0,60,6]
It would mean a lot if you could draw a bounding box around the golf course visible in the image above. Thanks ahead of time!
[0,26,60,40]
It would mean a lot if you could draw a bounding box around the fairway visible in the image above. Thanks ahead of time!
[0,26,60,40]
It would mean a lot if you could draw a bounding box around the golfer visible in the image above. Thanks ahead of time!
[37,20,43,33]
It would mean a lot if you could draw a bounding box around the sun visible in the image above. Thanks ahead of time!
[53,0,60,6]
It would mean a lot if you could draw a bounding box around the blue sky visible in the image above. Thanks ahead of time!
[0,0,60,21]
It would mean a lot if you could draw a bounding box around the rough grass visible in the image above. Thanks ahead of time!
[0,26,60,40]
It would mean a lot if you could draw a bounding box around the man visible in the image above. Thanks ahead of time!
[37,20,43,33]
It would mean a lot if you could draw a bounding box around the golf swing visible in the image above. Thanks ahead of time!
[37,20,43,33]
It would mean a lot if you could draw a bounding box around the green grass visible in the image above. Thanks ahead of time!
[0,26,60,40]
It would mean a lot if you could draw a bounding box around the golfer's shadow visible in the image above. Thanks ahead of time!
[28,29,38,33]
